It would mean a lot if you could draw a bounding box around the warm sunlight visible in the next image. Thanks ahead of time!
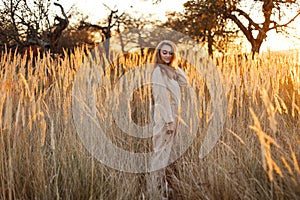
[61,0,300,52]
[1,1,300,199]
[261,16,300,52]
[61,0,185,23]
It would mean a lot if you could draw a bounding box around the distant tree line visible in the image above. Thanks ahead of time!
[0,0,299,58]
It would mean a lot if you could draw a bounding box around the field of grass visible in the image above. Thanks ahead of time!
[0,47,299,199]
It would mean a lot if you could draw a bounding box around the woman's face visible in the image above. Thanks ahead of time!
[159,44,174,64]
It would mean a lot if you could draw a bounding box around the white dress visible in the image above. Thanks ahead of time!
[148,64,187,198]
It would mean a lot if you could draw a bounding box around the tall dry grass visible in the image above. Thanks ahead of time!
[0,47,299,200]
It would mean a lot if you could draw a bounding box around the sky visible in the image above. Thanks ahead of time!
[59,0,186,22]
[57,0,300,52]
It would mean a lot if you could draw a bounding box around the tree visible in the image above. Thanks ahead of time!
[77,5,121,59]
[161,0,300,55]
[0,0,69,54]
[117,13,160,55]
[165,0,237,57]
[49,2,69,52]
[223,0,300,54]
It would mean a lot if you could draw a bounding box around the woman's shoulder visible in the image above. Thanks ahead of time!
[152,66,166,83]
[152,65,163,75]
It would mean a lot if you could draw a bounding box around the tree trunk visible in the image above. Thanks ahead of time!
[251,39,263,57]
[207,29,213,57]
[104,10,118,59]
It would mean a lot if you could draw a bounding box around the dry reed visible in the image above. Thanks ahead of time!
[0,47,299,199]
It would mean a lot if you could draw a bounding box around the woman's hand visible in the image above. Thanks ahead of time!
[166,122,175,134]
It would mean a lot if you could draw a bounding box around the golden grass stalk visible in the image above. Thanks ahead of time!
[249,108,282,181]
[0,47,299,199]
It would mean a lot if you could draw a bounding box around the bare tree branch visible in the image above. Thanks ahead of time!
[54,2,68,22]
[270,11,300,31]
[50,2,69,49]
[234,8,261,30]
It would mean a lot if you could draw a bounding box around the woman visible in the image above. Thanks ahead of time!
[148,40,188,199]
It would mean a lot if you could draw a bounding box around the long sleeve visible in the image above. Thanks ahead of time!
[152,67,174,123]
[174,67,188,86]
[159,64,188,87]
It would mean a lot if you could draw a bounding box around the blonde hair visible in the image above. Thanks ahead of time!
[152,40,178,69]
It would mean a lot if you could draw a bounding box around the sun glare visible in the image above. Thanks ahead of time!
[60,0,300,52]
[262,19,300,52]
[62,0,185,23]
